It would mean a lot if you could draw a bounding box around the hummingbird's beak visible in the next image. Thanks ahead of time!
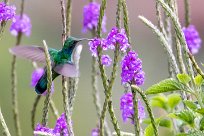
[78,38,92,41]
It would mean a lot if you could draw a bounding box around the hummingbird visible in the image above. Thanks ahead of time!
[9,36,89,94]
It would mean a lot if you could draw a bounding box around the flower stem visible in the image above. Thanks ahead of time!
[96,0,109,135]
[97,0,122,135]
[156,1,167,40]
[139,16,179,75]
[11,33,22,136]
[132,89,140,136]
[90,29,111,136]
[184,0,190,27]
[60,0,74,135]
[41,40,52,126]
[31,95,41,130]
[50,99,60,119]
[188,52,204,79]
[157,0,194,85]
[66,0,78,114]
[121,0,131,45]
[131,85,158,136]
[0,107,11,136]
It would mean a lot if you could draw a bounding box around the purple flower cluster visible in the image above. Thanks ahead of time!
[88,27,130,67]
[121,51,145,86]
[101,55,112,67]
[120,92,145,123]
[10,14,32,36]
[34,113,69,136]
[0,2,16,22]
[83,2,106,33]
[34,124,53,135]
[31,68,54,95]
[106,27,130,52]
[53,113,68,135]
[182,25,202,54]
[91,127,99,136]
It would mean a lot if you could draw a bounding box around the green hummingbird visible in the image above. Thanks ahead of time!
[9,36,89,94]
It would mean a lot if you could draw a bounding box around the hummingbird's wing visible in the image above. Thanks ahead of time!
[9,46,58,63]
[53,63,79,77]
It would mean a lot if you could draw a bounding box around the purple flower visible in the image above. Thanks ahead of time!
[183,25,202,54]
[83,2,106,33]
[31,68,44,87]
[121,51,145,86]
[53,113,69,136]
[101,55,112,67]
[120,92,145,123]
[0,2,16,22]
[106,27,130,52]
[34,113,69,136]
[34,124,54,136]
[31,68,54,95]
[10,14,32,36]
[91,127,99,136]
[88,38,101,57]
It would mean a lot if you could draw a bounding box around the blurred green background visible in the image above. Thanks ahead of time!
[0,0,204,135]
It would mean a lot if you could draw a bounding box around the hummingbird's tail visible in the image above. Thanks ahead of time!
[35,69,59,94]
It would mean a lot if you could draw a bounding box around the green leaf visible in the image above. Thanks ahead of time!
[195,108,204,115]
[143,118,151,124]
[145,78,182,95]
[168,110,195,126]
[150,94,168,110]
[143,118,171,128]
[176,133,187,136]
[200,117,204,130]
[144,124,154,136]
[194,75,204,87]
[186,130,204,136]
[177,73,191,84]
[183,100,198,110]
[167,93,181,110]
[159,118,172,128]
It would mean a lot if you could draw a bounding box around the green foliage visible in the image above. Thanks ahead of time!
[145,78,182,95]
[158,118,172,128]
[168,110,195,127]
[195,108,204,115]
[177,73,191,85]
[183,100,198,110]
[144,124,154,136]
[167,94,181,110]
[200,117,204,131]
[143,118,172,128]
[144,118,161,136]
[150,94,168,110]
[194,75,204,87]
[150,93,181,112]
[177,131,204,136]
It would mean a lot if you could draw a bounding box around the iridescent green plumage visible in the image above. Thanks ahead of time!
[10,36,86,94]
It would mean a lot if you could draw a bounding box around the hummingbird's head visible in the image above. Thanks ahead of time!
[64,36,91,49]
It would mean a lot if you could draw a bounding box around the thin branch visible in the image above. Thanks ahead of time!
[50,100,59,119]
[184,0,190,27]
[11,30,22,136]
[0,107,11,136]
[31,95,41,130]
[188,52,204,79]
[139,16,179,75]
[41,40,52,126]
[131,85,158,136]
[157,0,194,86]
[60,0,74,135]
